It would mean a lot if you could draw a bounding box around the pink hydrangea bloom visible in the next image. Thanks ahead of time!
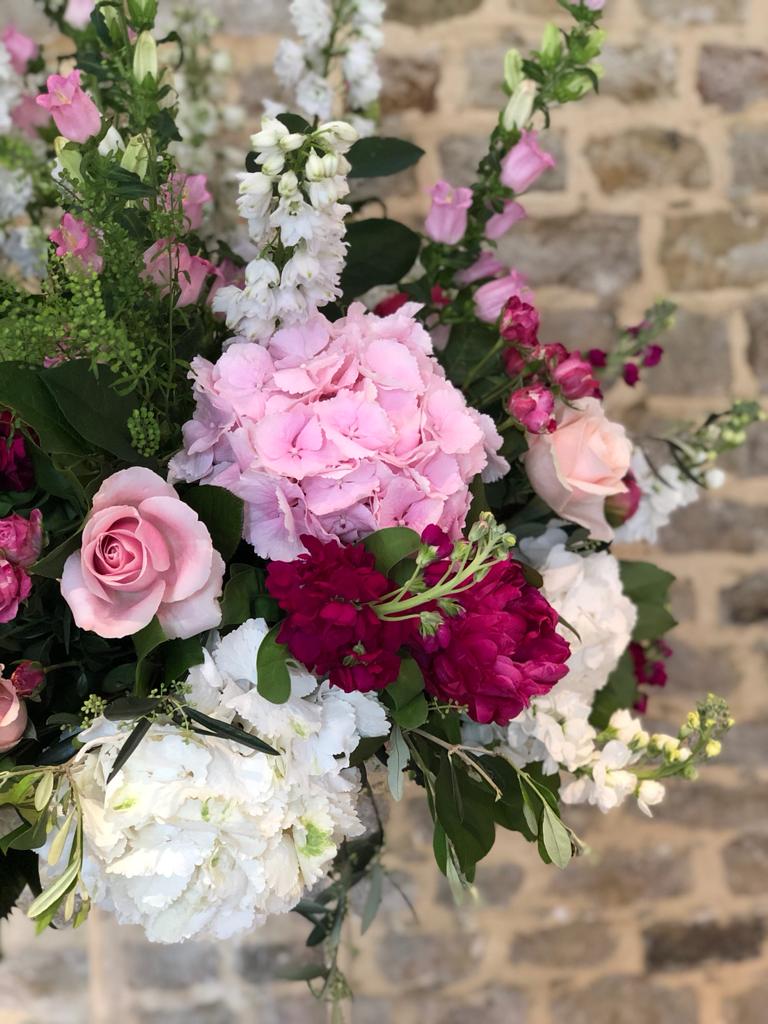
[424,180,473,245]
[142,240,214,307]
[50,213,103,272]
[475,270,532,323]
[1,27,38,74]
[500,130,556,194]
[170,303,508,560]
[64,0,95,28]
[161,173,213,231]
[36,70,100,144]
[485,200,526,240]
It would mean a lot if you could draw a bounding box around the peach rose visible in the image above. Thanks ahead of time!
[524,398,632,542]
[61,468,225,640]
[0,676,27,753]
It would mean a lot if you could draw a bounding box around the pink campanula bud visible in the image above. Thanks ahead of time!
[475,271,532,324]
[486,200,527,241]
[64,0,96,28]
[508,384,555,433]
[0,510,43,567]
[454,250,505,287]
[424,181,473,245]
[142,240,215,307]
[10,661,44,697]
[500,130,556,194]
[36,70,101,144]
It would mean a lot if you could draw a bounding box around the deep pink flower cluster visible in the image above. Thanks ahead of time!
[0,412,34,492]
[587,337,665,388]
[0,510,41,625]
[266,535,405,693]
[412,551,571,726]
[500,296,601,433]
[170,304,506,560]
[630,639,672,713]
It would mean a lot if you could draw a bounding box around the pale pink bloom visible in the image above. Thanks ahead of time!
[61,468,224,639]
[316,388,395,459]
[0,676,27,753]
[142,240,214,307]
[585,0,605,9]
[378,476,445,535]
[11,94,51,137]
[233,470,308,561]
[303,464,379,516]
[162,173,212,231]
[50,213,103,272]
[0,510,43,567]
[424,180,473,245]
[500,130,556,194]
[0,561,31,624]
[253,407,338,478]
[485,200,527,240]
[455,250,505,286]
[424,383,484,454]
[474,270,532,323]
[212,342,274,422]
[524,398,632,542]
[64,0,95,28]
[1,27,38,73]
[36,70,100,144]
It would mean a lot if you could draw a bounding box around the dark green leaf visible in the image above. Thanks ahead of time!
[440,321,499,389]
[361,863,384,934]
[590,649,638,729]
[32,531,82,581]
[387,725,409,801]
[0,363,87,455]
[341,219,421,298]
[277,112,312,133]
[540,805,572,869]
[347,137,424,178]
[221,566,277,628]
[182,485,243,561]
[132,617,166,663]
[102,164,156,199]
[162,637,205,686]
[256,624,292,705]
[107,717,152,784]
[0,849,40,918]
[434,756,496,876]
[104,696,162,722]
[620,560,677,641]
[362,526,420,575]
[349,734,387,767]
[183,707,279,756]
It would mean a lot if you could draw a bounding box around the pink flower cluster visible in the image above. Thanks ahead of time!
[170,303,507,560]
[50,213,103,272]
[0,510,42,625]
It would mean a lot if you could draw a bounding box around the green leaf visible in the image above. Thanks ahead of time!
[0,363,87,455]
[341,219,421,299]
[104,696,162,722]
[440,321,499,390]
[540,806,572,869]
[161,637,205,686]
[133,617,166,663]
[32,531,82,580]
[220,566,275,627]
[620,560,677,642]
[347,137,424,178]
[434,756,496,876]
[387,725,409,802]
[590,649,638,729]
[275,963,329,982]
[385,659,429,730]
[256,624,292,705]
[106,717,152,784]
[181,707,279,756]
[27,854,80,919]
[362,526,420,575]
[361,863,384,934]
[40,361,141,462]
[102,164,156,199]
[349,734,387,768]
[182,485,243,561]
[276,112,312,134]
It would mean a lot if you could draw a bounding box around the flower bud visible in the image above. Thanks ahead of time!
[133,31,158,83]
[127,0,158,29]
[504,48,524,92]
[304,149,327,181]
[11,661,44,697]
[278,170,299,196]
[570,28,606,64]
[121,136,150,179]
[54,138,83,183]
[502,79,538,132]
[98,125,125,157]
[705,739,722,758]
[554,71,594,102]
[539,24,562,68]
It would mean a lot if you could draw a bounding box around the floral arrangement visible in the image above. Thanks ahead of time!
[0,0,763,1012]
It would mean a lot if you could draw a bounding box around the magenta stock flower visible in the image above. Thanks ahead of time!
[623,362,640,386]
[161,173,213,231]
[142,240,215,307]
[0,412,34,493]
[412,558,571,725]
[508,385,555,433]
[425,180,473,245]
[0,510,42,567]
[643,344,664,367]
[266,534,405,693]
[455,250,506,286]
[50,213,103,272]
[0,676,27,753]
[36,70,100,144]
[1,27,38,74]
[500,130,556,194]
[500,295,540,348]
[485,200,526,241]
[605,470,642,527]
[587,348,607,368]
[0,561,31,624]
[475,270,532,323]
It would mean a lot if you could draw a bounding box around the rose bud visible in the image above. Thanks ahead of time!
[0,510,43,567]
[605,470,642,527]
[0,676,28,753]
[11,661,45,697]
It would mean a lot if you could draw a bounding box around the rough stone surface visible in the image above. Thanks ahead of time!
[644,311,731,396]
[439,130,566,190]
[378,932,482,989]
[427,986,528,1024]
[138,1007,236,1024]
[387,0,482,25]
[724,833,768,894]
[600,44,679,103]
[644,918,765,971]
[550,975,698,1024]
[661,641,739,697]
[538,307,617,351]
[724,980,768,1024]
[125,942,220,989]
[660,500,768,554]
[238,943,323,984]
[551,844,692,905]
[638,0,747,22]
[698,46,768,111]
[465,36,526,109]
[660,782,768,830]
[745,296,768,391]
[721,572,768,623]
[512,920,617,967]
[586,129,710,193]
[662,211,768,290]
[381,55,441,114]
[731,127,768,192]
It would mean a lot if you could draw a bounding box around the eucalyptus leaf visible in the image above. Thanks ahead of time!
[360,863,383,934]
[387,725,409,802]
[540,806,572,869]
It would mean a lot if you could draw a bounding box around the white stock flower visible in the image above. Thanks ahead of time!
[504,689,597,776]
[72,618,389,944]
[561,739,638,813]
[637,779,665,817]
[520,527,637,699]
[615,450,700,545]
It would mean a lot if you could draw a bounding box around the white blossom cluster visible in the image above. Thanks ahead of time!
[70,618,388,944]
[271,0,385,136]
[615,450,702,545]
[0,41,21,133]
[212,117,357,341]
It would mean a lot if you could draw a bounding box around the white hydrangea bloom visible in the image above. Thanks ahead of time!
[70,618,388,944]
[615,450,700,545]
[520,527,637,699]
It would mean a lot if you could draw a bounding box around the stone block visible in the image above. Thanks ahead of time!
[586,129,710,193]
[698,46,768,111]
[644,917,764,971]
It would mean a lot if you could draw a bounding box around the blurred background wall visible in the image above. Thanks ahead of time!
[1,0,768,1022]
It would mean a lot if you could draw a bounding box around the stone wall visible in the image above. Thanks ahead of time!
[1,1,768,1022]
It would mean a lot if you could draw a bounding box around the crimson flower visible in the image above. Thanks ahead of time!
[0,413,34,492]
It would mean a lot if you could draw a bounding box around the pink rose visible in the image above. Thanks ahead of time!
[36,70,101,144]
[0,561,31,624]
[485,200,526,241]
[0,676,27,753]
[61,468,225,639]
[424,180,473,245]
[10,661,44,697]
[1,27,38,74]
[0,510,43,567]
[49,213,103,272]
[142,240,214,307]
[475,270,532,323]
[524,398,632,542]
[500,130,556,194]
